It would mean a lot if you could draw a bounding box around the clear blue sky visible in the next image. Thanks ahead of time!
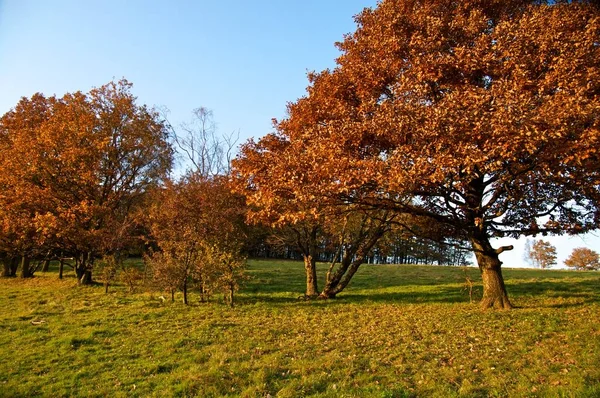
[0,0,376,141]
[1,0,598,268]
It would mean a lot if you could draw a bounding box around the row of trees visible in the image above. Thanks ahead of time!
[2,0,599,310]
[0,81,250,305]
[524,239,600,270]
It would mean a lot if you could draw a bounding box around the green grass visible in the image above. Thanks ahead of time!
[1,260,599,397]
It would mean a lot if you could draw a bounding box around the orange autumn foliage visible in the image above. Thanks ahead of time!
[0,80,173,282]
[236,0,600,309]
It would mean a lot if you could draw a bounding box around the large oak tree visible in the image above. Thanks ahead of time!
[239,0,600,308]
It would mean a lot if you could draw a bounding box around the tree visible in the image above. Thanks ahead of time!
[528,240,557,269]
[169,107,239,177]
[564,247,600,271]
[146,174,247,304]
[523,238,534,267]
[0,80,173,283]
[245,0,599,309]
[234,133,404,298]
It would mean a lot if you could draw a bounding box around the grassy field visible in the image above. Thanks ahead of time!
[1,260,599,397]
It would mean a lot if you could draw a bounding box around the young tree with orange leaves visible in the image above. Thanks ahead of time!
[146,174,247,305]
[238,0,600,309]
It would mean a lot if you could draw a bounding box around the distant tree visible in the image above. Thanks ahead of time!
[170,107,239,177]
[528,240,557,269]
[243,0,600,309]
[564,248,600,271]
[523,239,534,267]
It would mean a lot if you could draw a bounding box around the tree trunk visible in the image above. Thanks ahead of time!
[76,252,94,285]
[79,270,93,285]
[320,227,385,299]
[228,285,234,308]
[9,257,19,277]
[183,279,188,305]
[171,289,175,302]
[58,259,64,279]
[20,256,33,278]
[1,256,15,277]
[303,254,319,297]
[471,236,512,310]
[104,281,109,294]
[41,259,50,272]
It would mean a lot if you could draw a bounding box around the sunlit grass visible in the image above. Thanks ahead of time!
[1,260,599,397]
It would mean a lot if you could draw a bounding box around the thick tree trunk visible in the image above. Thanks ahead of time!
[471,236,513,310]
[303,254,319,297]
[9,257,19,277]
[20,256,33,278]
[1,256,16,277]
[76,252,94,285]
[79,270,93,285]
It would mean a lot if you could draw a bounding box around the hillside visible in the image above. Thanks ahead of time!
[1,260,599,397]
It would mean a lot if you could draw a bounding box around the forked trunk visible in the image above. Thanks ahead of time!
[79,270,93,285]
[303,254,319,297]
[76,252,94,285]
[319,227,385,299]
[320,257,363,299]
[471,236,512,310]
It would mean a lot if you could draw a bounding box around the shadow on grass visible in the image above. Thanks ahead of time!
[242,261,600,308]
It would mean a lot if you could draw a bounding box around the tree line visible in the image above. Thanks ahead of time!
[2,0,599,309]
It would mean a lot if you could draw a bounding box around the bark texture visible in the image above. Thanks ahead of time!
[303,254,319,297]
[20,256,33,278]
[472,237,512,310]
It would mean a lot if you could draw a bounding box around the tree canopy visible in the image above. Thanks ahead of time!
[0,80,173,282]
[235,0,600,309]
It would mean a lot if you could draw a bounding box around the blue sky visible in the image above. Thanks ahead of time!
[0,0,376,141]
[1,0,598,268]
